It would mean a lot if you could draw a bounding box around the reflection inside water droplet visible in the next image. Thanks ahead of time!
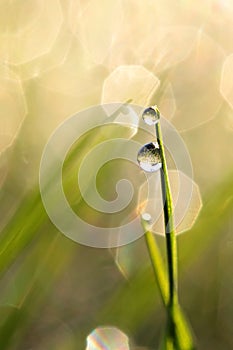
[137,142,162,172]
[86,327,130,350]
[142,105,160,125]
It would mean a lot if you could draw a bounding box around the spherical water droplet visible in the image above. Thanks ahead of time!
[141,212,152,222]
[142,105,160,125]
[137,142,162,172]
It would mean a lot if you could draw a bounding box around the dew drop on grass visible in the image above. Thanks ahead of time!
[141,212,152,222]
[137,142,162,172]
[142,105,160,125]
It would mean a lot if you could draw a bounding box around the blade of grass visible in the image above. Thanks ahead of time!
[144,228,168,307]
[155,121,178,304]
[142,221,195,350]
[0,233,74,349]
[155,120,195,349]
[0,122,131,277]
[142,220,194,350]
[98,168,233,333]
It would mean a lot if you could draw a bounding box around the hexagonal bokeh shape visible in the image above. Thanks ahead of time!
[69,0,123,64]
[0,66,27,155]
[114,170,202,278]
[112,236,148,279]
[86,327,129,350]
[0,0,63,65]
[102,65,160,114]
[220,54,233,109]
[168,170,202,234]
[168,32,225,131]
[158,83,176,121]
[138,170,202,235]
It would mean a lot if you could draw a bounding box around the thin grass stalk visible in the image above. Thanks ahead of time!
[142,115,195,349]
[155,121,195,349]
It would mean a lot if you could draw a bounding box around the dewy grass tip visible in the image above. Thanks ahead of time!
[139,105,196,350]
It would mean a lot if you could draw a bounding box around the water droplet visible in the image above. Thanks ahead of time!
[137,142,162,172]
[142,105,160,125]
[141,212,152,222]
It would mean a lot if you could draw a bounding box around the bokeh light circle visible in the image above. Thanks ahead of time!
[39,103,195,248]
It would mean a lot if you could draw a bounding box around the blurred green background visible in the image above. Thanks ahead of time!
[0,1,233,349]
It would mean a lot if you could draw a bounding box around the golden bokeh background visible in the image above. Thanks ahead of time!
[0,1,233,349]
